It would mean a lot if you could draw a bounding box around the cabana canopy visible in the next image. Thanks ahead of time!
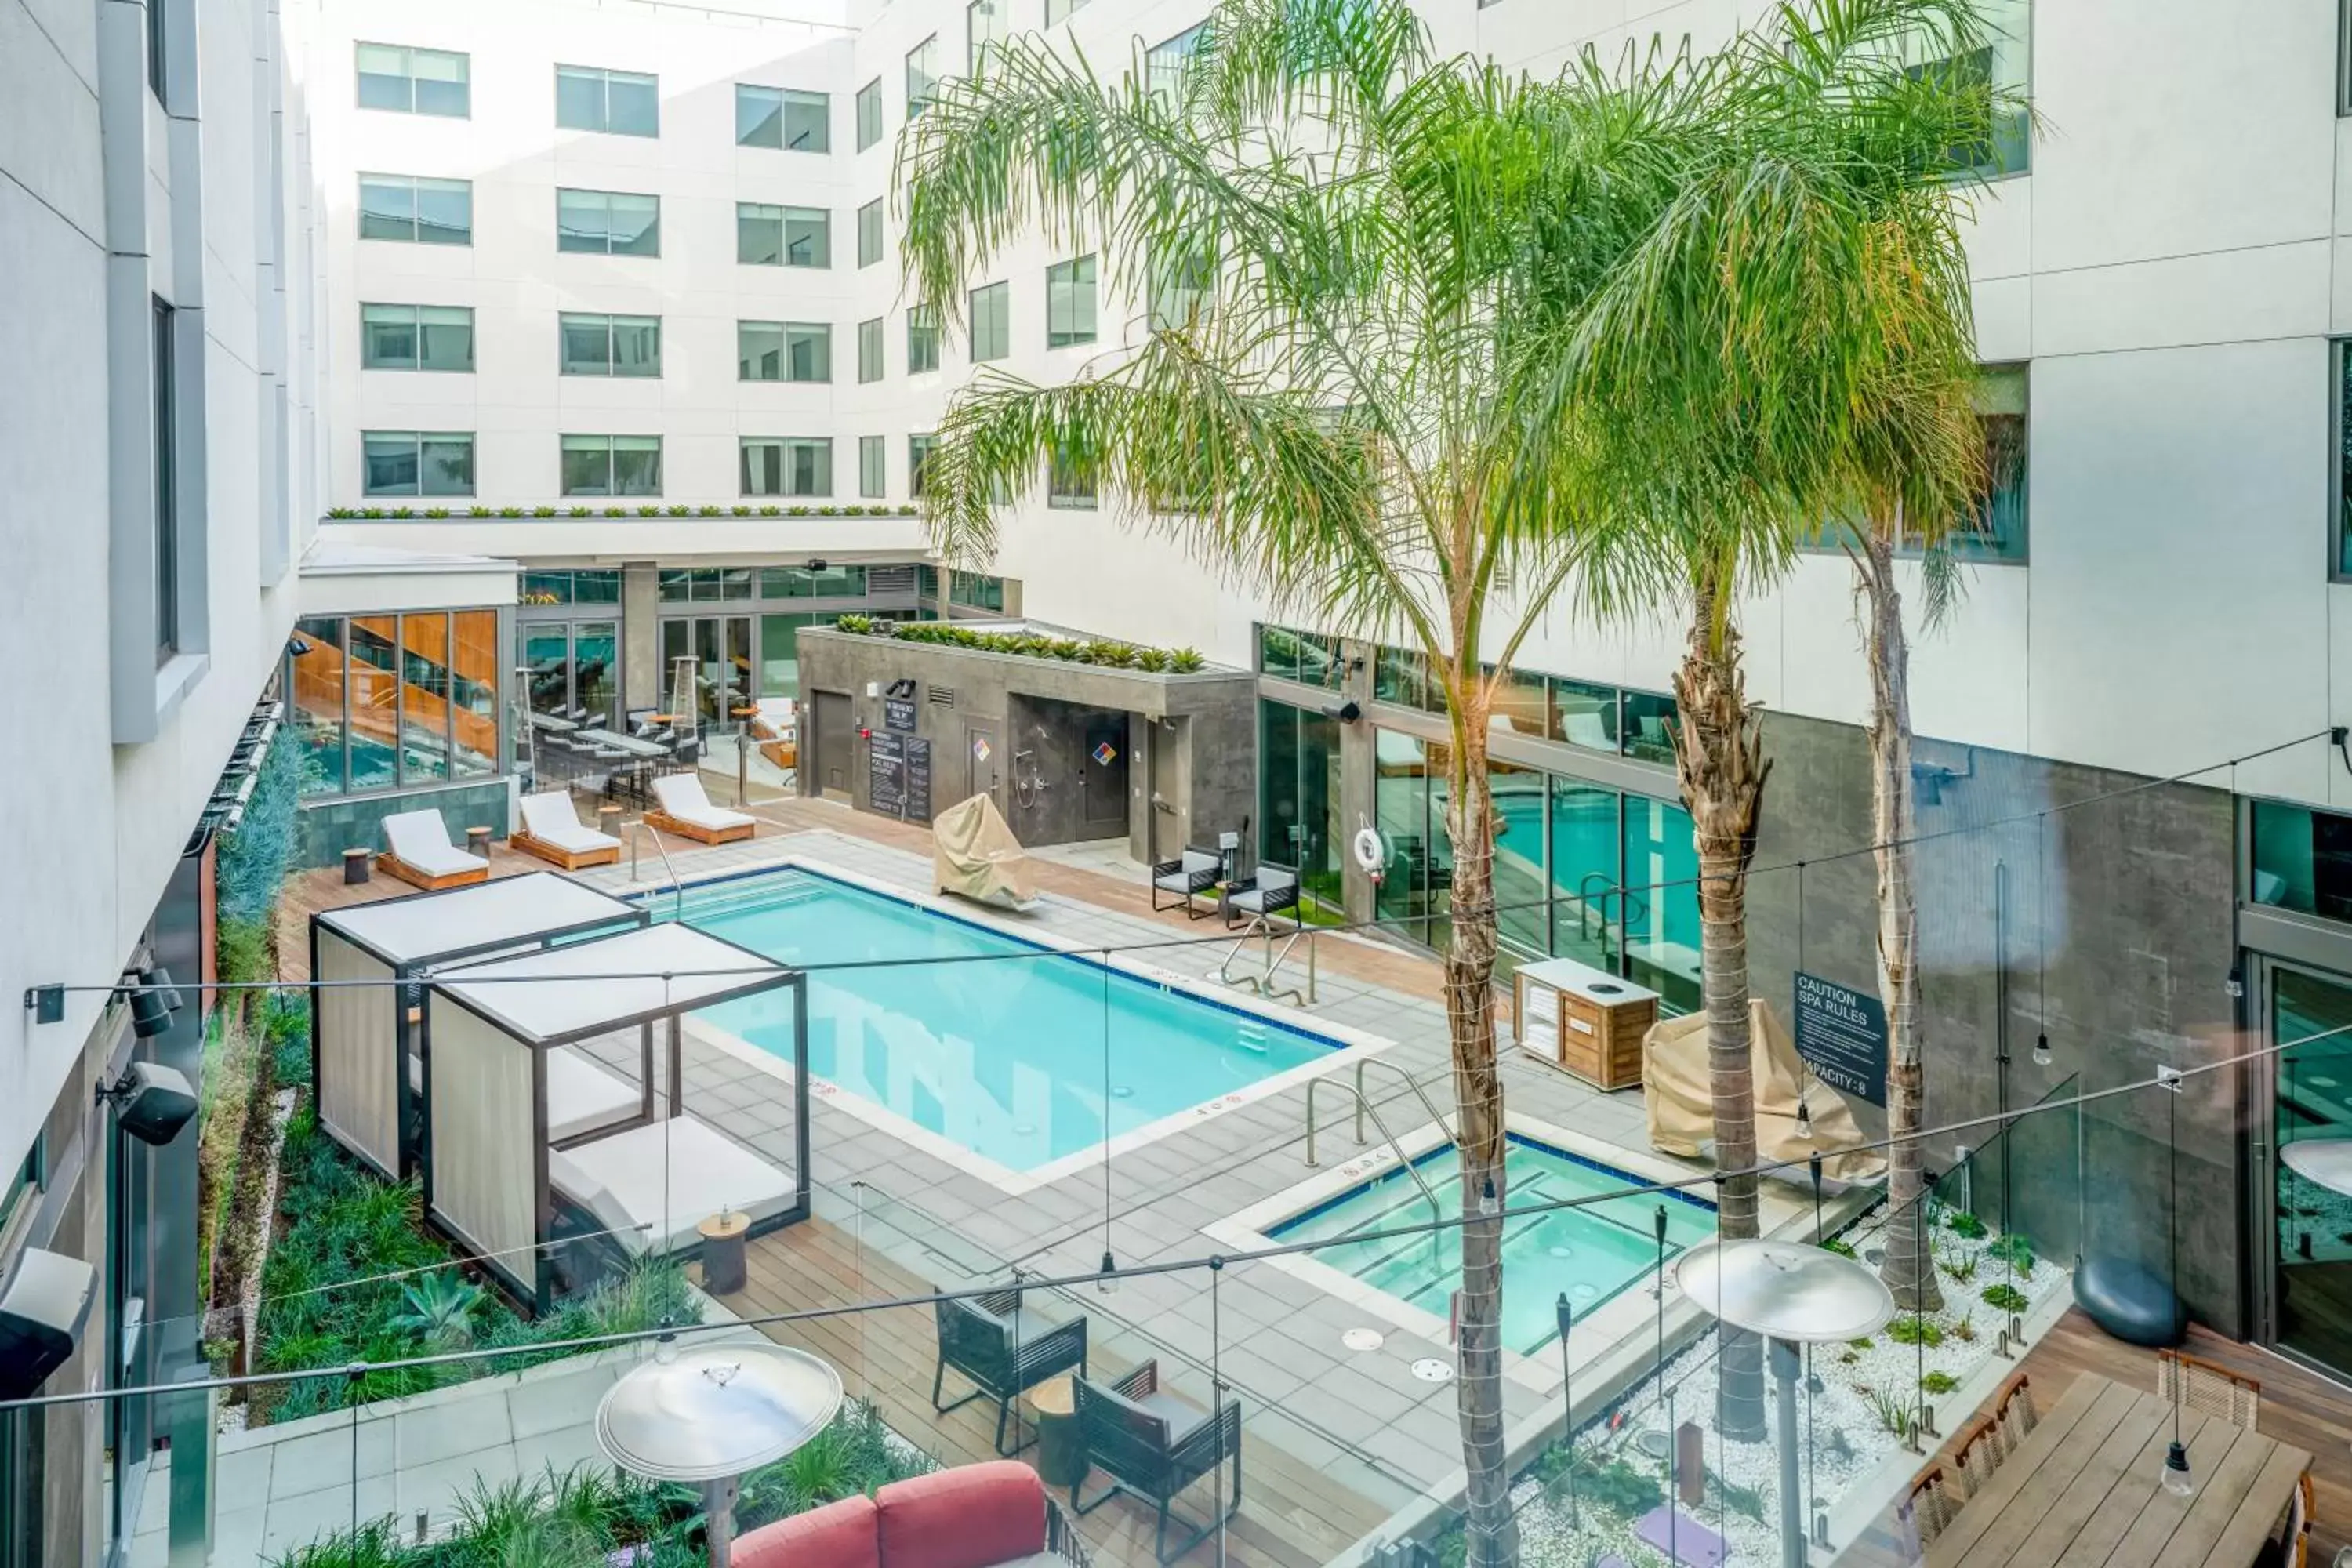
[423,922,808,1309]
[309,872,645,1181]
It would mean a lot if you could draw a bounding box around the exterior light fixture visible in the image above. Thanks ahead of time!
[2032,1031,2053,1068]
[1478,1178,1501,1218]
[2161,1439,2194,1497]
[1096,1248,1119,1296]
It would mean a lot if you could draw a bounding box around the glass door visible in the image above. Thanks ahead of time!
[661,616,753,731]
[2263,961,2352,1377]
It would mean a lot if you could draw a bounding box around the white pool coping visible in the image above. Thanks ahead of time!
[643,848,1397,1198]
[1205,1112,1815,1394]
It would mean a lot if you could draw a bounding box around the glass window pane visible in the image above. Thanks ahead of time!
[347,616,400,792]
[606,72,659,136]
[362,304,418,369]
[362,431,418,495]
[575,568,620,603]
[906,35,938,118]
[968,0,1007,73]
[783,207,829,267]
[608,194,659,256]
[909,434,936,497]
[356,44,410,111]
[739,321,782,381]
[786,324,829,382]
[1490,665,1547,737]
[1492,757,1546,955]
[573,621,618,726]
[1621,691,1675,764]
[658,569,693,603]
[412,49,469,116]
[742,439,782,496]
[760,612,814,698]
[792,438,832,496]
[1550,677,1619,751]
[611,436,660,495]
[855,79,883,151]
[1961,363,2028,561]
[738,204,781,266]
[737,85,783,147]
[417,306,472,371]
[398,612,451,783]
[719,568,754,601]
[971,281,1008,361]
[907,307,939,372]
[561,313,612,376]
[358,176,414,241]
[289,616,347,795]
[559,188,608,252]
[556,66,606,130]
[782,89,829,151]
[1623,795,1700,1013]
[561,435,612,495]
[1258,625,1296,680]
[1047,256,1097,347]
[858,200,883,268]
[419,434,474,495]
[1548,777,1620,969]
[414,178,471,245]
[450,611,499,777]
[1374,645,1426,710]
[859,434,885,498]
[1374,729,1430,942]
[858,318,884,382]
[612,315,660,376]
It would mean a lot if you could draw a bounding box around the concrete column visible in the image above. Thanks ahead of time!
[622,561,659,710]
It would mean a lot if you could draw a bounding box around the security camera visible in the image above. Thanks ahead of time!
[100,1062,198,1147]
[0,1250,95,1399]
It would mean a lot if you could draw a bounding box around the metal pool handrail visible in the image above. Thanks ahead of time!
[1303,1076,1444,1224]
[1346,1058,1457,1149]
[632,815,688,922]
[1216,914,1316,1004]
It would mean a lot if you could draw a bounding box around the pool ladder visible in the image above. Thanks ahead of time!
[1216,916,1316,1006]
[1303,1060,1456,1223]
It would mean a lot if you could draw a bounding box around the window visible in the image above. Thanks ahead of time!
[658,568,755,603]
[519,568,622,604]
[1258,624,1340,688]
[742,437,833,496]
[968,0,1007,73]
[557,189,660,256]
[858,200,884,268]
[1145,24,1206,107]
[1961,363,2027,561]
[970,281,1010,362]
[907,307,942,372]
[357,44,470,116]
[1048,443,1098,508]
[909,434,938,498]
[362,430,475,496]
[559,313,662,377]
[556,65,659,136]
[1550,677,1619,752]
[950,572,1006,612]
[737,204,829,267]
[1046,255,1097,347]
[359,174,473,245]
[736,85,829,151]
[1047,0,1092,24]
[762,564,869,598]
[1901,0,2029,176]
[1149,245,1214,331]
[1621,690,1675,764]
[859,435,886,498]
[152,299,176,661]
[906,35,939,119]
[560,434,662,496]
[147,0,166,97]
[292,612,500,793]
[856,78,884,151]
[738,321,830,382]
[858,318,885,383]
[362,304,474,372]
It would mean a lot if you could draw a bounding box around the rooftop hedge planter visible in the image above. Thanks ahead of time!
[830,615,1207,673]
[322,503,924,520]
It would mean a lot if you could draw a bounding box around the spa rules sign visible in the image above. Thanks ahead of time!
[1792,972,1888,1106]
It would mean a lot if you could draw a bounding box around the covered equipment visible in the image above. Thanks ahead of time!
[1642,999,1885,1184]
[933,793,1040,910]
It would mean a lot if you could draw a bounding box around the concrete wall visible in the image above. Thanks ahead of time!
[292,775,516,866]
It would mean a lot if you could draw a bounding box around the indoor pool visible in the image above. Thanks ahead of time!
[665,868,1338,1173]
[1270,1135,1716,1352]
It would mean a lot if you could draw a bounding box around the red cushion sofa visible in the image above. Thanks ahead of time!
[731,1460,1088,1568]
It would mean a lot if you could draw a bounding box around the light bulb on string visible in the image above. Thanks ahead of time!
[2032,1032,2052,1068]
[2161,1439,2194,1497]
[1097,1249,1119,1296]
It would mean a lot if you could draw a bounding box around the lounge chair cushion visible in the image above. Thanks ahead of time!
[731,1494,879,1568]
[519,792,619,854]
[874,1462,1045,1568]
[652,774,755,832]
[382,810,478,877]
[547,1116,793,1256]
[546,1050,641,1144]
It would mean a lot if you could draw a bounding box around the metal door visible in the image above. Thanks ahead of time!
[811,691,854,801]
[966,721,1000,806]
[1147,717,1184,861]
[1079,717,1129,838]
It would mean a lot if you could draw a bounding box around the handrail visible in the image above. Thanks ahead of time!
[1215,914,1317,1004]
[634,815,688,922]
[1303,1076,1443,1223]
[1348,1058,1457,1149]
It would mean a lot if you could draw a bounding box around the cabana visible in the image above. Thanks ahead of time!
[308,872,647,1183]
[423,922,808,1309]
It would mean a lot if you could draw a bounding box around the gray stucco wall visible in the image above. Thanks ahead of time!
[292,778,516,869]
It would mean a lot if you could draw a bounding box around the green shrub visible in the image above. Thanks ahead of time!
[1577,1457,1664,1519]
[759,504,782,517]
[1951,1309,1976,1343]
[468,505,494,517]
[265,993,312,1087]
[666,504,691,517]
[325,508,354,519]
[1985,1234,2035,1276]
[1981,1283,2029,1315]
[604,506,629,517]
[732,504,753,516]
[1888,1315,1944,1348]
[1922,1370,1960,1396]
[1946,1210,1987,1240]
[1864,1385,1913,1439]
[1719,1475,1768,1522]
[1170,648,1206,672]
[532,505,557,518]
[568,506,591,517]
[637,505,662,517]
[698,504,724,517]
[1820,1236,1857,1259]
[1939,1247,1978,1283]
[423,507,450,518]
[216,916,272,986]
[499,506,525,517]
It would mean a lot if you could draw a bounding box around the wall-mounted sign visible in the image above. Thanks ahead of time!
[883,695,917,733]
[869,731,933,822]
[1091,741,1119,768]
[1792,971,1888,1107]
[971,735,991,763]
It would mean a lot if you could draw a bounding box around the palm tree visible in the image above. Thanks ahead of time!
[1554,0,2010,1422]
[896,3,1702,1557]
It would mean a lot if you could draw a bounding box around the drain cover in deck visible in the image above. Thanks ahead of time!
[1341,1328,1385,1352]
[1409,1358,1454,1382]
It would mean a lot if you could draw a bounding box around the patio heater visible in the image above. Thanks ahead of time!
[596,1339,844,1566]
[1672,1240,1895,1568]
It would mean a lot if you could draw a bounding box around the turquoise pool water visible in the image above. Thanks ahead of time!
[1270,1136,1716,1352]
[666,869,1337,1173]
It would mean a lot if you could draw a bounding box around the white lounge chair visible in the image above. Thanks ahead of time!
[646,773,757,844]
[548,1116,794,1256]
[512,790,622,870]
[378,808,489,891]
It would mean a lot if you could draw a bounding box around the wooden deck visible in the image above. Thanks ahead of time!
[1849,1309,2351,1566]
[717,1216,1392,1568]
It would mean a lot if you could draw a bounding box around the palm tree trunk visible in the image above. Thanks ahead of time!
[1669,572,1770,1441]
[1860,528,1943,1313]
[1443,710,1517,1568]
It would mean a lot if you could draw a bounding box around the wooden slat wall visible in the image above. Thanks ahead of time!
[428,1003,537,1272]
[315,930,398,1174]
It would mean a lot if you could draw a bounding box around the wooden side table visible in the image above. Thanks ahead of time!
[698,1210,750,1295]
[343,847,371,884]
[1028,1374,1085,1486]
[466,826,493,859]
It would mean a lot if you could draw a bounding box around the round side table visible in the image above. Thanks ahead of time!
[698,1210,750,1296]
[1028,1374,1085,1486]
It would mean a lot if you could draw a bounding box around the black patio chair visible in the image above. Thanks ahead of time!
[1221,863,1298,929]
[1071,1360,1242,1563]
[1151,848,1223,919]
[931,1288,1089,1456]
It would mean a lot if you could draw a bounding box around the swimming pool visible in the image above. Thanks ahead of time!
[1269,1134,1717,1352]
[665,867,1345,1176]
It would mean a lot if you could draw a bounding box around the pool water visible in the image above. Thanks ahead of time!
[1270,1136,1716,1352]
[667,869,1336,1173]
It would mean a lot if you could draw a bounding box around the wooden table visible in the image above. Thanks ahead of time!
[697,1210,750,1295]
[1026,1374,1085,1487]
[1928,1373,2310,1568]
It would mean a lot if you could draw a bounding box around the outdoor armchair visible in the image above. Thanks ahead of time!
[1070,1359,1242,1563]
[931,1288,1089,1457]
[1221,863,1298,929]
[1151,848,1223,919]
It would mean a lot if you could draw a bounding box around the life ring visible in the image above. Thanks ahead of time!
[1351,825,1385,873]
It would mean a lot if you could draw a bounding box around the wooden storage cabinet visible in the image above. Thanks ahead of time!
[1513,956,1659,1092]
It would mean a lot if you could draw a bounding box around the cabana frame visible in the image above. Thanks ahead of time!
[422,924,810,1312]
[307,873,647,1184]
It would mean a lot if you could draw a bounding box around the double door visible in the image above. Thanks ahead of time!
[659,615,751,731]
